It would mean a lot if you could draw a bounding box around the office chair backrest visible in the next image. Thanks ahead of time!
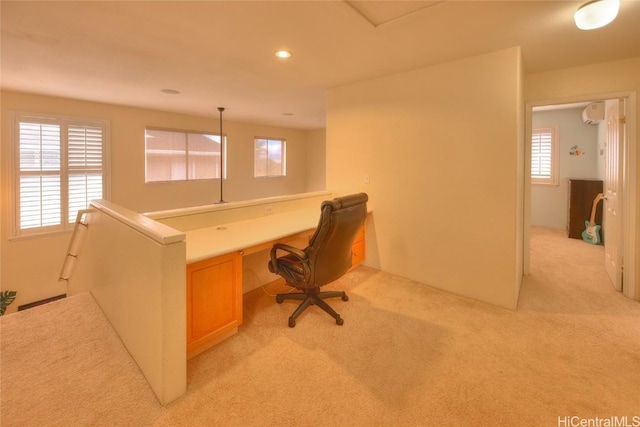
[305,193,368,287]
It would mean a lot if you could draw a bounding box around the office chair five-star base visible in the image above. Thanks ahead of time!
[276,288,349,327]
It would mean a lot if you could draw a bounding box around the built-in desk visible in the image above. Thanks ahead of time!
[184,207,366,359]
[66,193,367,403]
[185,207,321,263]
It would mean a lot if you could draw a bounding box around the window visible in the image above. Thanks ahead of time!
[145,128,226,182]
[12,113,109,237]
[531,126,559,186]
[254,137,286,178]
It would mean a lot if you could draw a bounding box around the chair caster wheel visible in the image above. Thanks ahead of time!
[276,296,284,304]
[288,318,296,328]
[336,316,344,326]
[342,294,349,302]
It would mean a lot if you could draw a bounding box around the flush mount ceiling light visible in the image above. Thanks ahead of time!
[574,0,620,30]
[274,50,292,59]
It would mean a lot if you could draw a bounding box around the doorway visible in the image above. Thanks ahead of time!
[524,93,636,301]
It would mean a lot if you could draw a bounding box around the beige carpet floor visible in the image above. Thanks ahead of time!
[2,227,639,426]
[0,292,162,426]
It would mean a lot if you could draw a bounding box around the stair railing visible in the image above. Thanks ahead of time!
[59,209,93,281]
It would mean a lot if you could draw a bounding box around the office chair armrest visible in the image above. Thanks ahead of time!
[270,243,307,263]
[269,243,311,285]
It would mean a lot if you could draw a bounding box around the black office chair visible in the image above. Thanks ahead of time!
[268,193,368,327]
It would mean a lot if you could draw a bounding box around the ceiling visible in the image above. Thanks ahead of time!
[2,1,639,129]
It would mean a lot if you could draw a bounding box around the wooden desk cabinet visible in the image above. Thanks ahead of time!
[352,226,365,266]
[187,251,242,359]
[186,224,366,359]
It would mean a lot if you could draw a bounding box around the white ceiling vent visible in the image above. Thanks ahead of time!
[582,102,605,125]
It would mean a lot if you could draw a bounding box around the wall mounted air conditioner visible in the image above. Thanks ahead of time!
[582,102,605,124]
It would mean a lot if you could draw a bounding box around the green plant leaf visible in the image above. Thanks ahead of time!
[1,291,18,315]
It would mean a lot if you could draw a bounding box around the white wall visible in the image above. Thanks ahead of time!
[0,90,325,313]
[327,47,524,309]
[305,128,326,191]
[531,107,600,230]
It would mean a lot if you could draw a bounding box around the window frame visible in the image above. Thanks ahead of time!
[144,127,227,183]
[9,111,110,239]
[253,136,287,178]
[531,125,559,186]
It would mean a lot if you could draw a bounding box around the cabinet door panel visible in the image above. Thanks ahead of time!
[187,252,242,351]
[352,239,365,266]
[189,258,235,340]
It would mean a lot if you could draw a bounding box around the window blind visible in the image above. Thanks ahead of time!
[18,122,62,230]
[531,127,558,185]
[68,124,104,223]
[14,115,108,236]
[532,129,552,179]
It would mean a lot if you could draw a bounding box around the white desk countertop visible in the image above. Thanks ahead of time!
[185,207,320,263]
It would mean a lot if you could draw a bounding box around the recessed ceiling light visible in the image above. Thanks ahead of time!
[161,89,181,94]
[274,50,292,59]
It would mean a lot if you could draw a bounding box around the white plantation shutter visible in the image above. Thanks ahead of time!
[13,114,109,237]
[531,130,551,178]
[18,121,62,230]
[20,175,61,229]
[68,173,103,222]
[531,127,558,185]
[68,124,104,222]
